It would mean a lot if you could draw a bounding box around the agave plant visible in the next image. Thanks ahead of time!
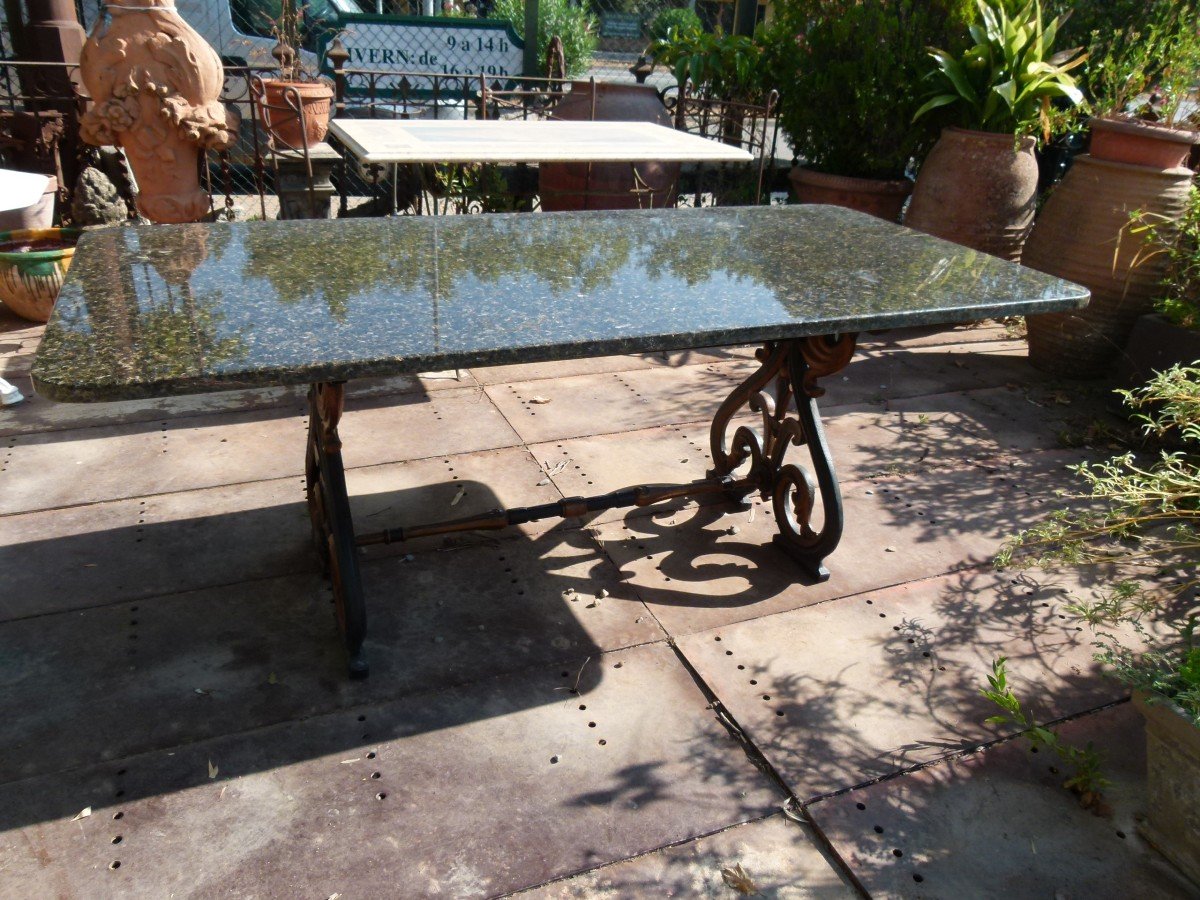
[913,0,1086,137]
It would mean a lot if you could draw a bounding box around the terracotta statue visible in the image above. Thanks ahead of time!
[79,0,233,223]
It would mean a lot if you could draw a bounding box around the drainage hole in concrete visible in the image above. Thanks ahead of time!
[761,695,770,701]
[598,739,607,746]
[112,836,122,845]
[561,671,570,677]
[613,662,623,669]
[114,790,125,798]
[892,849,903,857]
[371,772,381,779]
[725,650,732,656]
[856,803,866,811]
[874,826,883,834]
[737,665,745,670]
[879,613,887,618]
[749,679,757,685]
[109,861,121,870]
[922,652,931,658]
[714,636,722,642]
[579,704,587,710]
[588,721,596,727]
[113,812,124,820]
[1116,831,1126,839]
[357,714,367,722]
[550,756,559,765]
[913,874,924,883]
[117,769,127,776]
[376,792,387,800]
[775,711,784,717]
[366,752,376,759]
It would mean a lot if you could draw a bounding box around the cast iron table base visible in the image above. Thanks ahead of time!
[305,333,856,678]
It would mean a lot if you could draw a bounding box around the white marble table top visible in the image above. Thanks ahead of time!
[328,119,754,165]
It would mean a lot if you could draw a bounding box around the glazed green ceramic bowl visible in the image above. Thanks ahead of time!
[0,227,82,322]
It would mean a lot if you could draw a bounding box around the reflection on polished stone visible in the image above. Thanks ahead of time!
[33,206,1088,401]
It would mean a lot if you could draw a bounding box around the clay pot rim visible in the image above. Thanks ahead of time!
[0,227,82,262]
[788,166,912,195]
[1071,153,1194,178]
[262,79,334,98]
[1089,115,1198,147]
[941,125,1037,149]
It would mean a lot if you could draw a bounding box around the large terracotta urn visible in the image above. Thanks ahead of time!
[905,127,1039,262]
[1088,116,1197,170]
[788,166,912,223]
[79,0,234,223]
[1024,155,1193,377]
[539,81,679,211]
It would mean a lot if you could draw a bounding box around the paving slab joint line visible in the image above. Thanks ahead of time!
[797,696,1133,813]
[665,638,869,898]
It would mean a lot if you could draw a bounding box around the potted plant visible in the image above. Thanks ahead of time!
[1118,188,1200,389]
[763,0,974,222]
[1023,5,1199,377]
[253,0,335,150]
[995,362,1200,880]
[905,0,1086,261]
[1073,1,1200,170]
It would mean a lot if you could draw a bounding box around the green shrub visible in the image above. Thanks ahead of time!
[494,0,598,79]
[647,7,701,43]
[766,0,975,179]
[648,25,764,101]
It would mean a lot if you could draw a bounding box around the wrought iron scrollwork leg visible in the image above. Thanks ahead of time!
[306,382,369,678]
[709,334,857,581]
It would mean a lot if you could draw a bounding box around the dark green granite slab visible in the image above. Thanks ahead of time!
[32,206,1087,402]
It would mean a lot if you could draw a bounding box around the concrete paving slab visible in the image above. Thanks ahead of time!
[525,399,1002,530]
[0,528,662,782]
[2,372,477,439]
[486,362,754,444]
[862,322,1012,349]
[676,568,1126,799]
[594,450,1093,636]
[1,389,519,513]
[807,703,1197,897]
[520,814,855,898]
[469,353,655,385]
[0,643,781,897]
[0,446,559,620]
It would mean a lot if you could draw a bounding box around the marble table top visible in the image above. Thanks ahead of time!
[33,205,1088,402]
[328,119,755,165]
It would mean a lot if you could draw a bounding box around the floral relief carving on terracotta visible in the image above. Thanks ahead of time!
[80,0,234,223]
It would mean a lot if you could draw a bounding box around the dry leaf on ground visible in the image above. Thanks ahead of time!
[721,863,758,894]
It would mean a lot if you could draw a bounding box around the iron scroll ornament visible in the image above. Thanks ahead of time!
[708,334,858,580]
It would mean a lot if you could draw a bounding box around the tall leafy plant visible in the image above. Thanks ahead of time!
[766,0,975,180]
[494,0,597,79]
[913,0,1086,138]
[647,25,764,102]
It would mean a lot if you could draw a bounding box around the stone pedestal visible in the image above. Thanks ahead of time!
[273,142,340,219]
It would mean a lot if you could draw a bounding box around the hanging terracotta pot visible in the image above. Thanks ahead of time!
[79,0,234,223]
[539,81,679,211]
[905,127,1039,262]
[1088,116,1197,170]
[1024,155,1193,378]
[257,79,334,149]
[788,167,912,223]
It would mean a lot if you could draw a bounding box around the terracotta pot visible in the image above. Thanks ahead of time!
[1089,116,1198,170]
[905,127,1039,262]
[539,82,679,211]
[1115,314,1200,390]
[0,227,80,323]
[79,0,233,223]
[1024,156,1193,377]
[258,80,334,149]
[1133,690,1200,885]
[788,167,912,223]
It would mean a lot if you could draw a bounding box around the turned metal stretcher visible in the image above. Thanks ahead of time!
[33,205,1089,677]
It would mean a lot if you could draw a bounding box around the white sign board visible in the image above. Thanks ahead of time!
[324,15,525,79]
